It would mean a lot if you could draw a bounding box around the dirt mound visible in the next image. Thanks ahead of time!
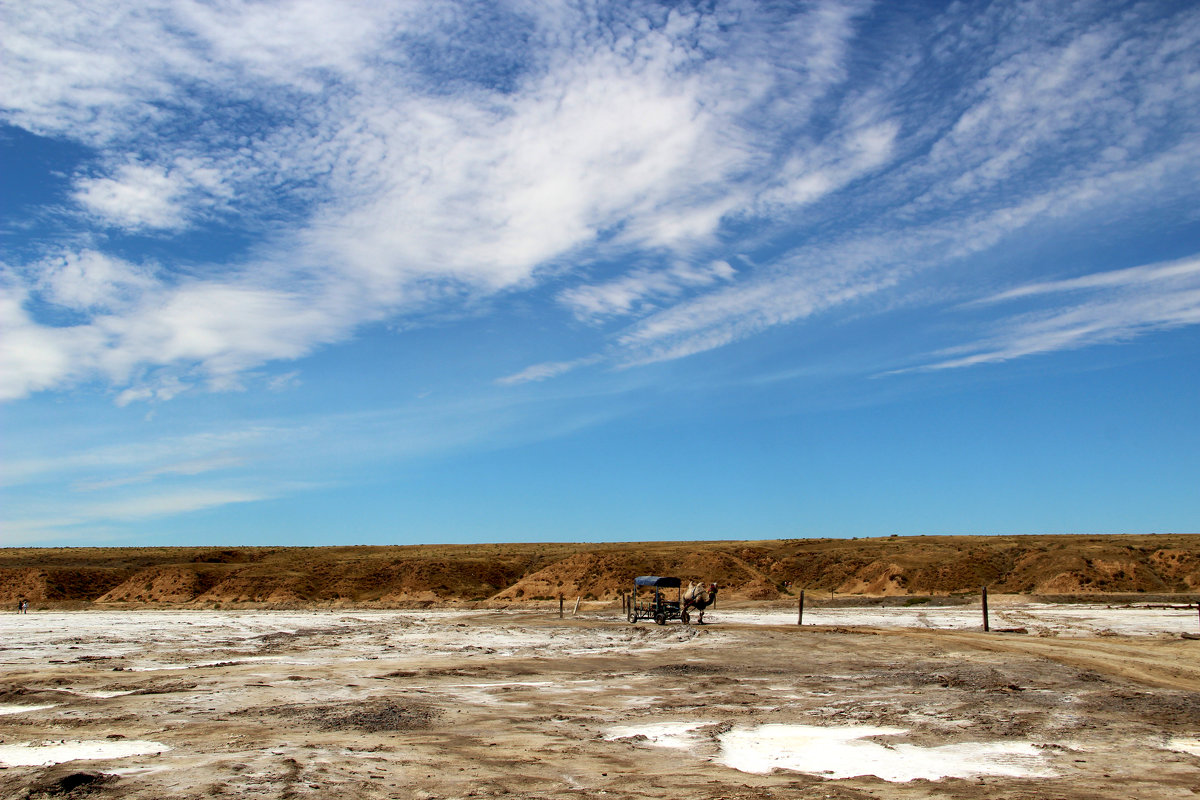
[194,575,309,605]
[0,568,49,603]
[999,542,1177,594]
[836,560,910,595]
[97,567,206,603]
[1148,549,1200,591]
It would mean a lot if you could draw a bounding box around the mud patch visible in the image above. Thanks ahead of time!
[1080,688,1200,725]
[25,770,113,798]
[648,663,725,676]
[256,699,438,732]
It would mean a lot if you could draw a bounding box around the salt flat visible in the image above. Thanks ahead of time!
[1,608,1197,799]
[719,603,1199,636]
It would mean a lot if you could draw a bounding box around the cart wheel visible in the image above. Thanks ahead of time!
[654,612,666,626]
[680,609,690,625]
[627,608,637,623]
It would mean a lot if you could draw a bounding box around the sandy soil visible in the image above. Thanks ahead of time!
[1,607,1198,800]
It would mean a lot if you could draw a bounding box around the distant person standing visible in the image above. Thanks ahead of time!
[18,599,28,613]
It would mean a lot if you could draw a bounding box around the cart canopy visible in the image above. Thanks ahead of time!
[634,575,681,588]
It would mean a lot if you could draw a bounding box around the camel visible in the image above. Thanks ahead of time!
[682,582,718,624]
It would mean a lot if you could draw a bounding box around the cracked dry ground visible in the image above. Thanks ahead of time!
[1,612,1198,800]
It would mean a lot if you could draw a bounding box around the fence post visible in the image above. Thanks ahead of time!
[559,594,564,619]
[798,589,804,626]
[982,585,990,632]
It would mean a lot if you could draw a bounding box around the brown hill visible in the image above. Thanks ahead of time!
[1,534,1198,608]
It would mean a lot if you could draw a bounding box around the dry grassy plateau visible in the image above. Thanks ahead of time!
[3,534,1199,609]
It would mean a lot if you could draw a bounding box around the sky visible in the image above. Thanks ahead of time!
[2,0,1199,548]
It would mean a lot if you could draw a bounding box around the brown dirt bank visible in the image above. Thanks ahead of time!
[2,533,1198,609]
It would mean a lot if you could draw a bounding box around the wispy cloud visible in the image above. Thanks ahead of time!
[496,357,601,386]
[0,488,270,545]
[73,454,247,492]
[0,427,272,488]
[911,256,1200,371]
[560,260,736,320]
[81,488,269,521]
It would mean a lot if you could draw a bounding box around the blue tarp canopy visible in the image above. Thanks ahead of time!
[634,575,681,588]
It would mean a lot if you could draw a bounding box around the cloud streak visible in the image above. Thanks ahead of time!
[913,256,1200,371]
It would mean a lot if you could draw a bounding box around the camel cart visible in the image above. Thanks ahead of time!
[628,576,691,625]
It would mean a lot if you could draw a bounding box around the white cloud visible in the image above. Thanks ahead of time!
[0,284,104,400]
[72,164,189,230]
[37,250,154,310]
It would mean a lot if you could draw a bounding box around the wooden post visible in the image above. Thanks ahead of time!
[621,592,626,616]
[559,594,564,619]
[982,585,990,632]
[573,596,581,615]
[798,589,805,626]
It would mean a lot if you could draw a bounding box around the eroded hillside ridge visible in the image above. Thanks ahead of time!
[1,535,1198,606]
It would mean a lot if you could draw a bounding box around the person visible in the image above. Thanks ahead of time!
[18,599,28,614]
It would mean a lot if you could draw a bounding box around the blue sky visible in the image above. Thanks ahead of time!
[2,0,1198,547]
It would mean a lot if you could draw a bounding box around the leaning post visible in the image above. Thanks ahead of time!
[982,585,990,632]
[798,589,805,626]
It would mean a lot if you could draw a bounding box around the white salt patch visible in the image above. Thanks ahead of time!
[0,704,57,715]
[1167,737,1200,757]
[0,740,169,767]
[605,721,716,749]
[718,605,1196,637]
[717,724,1055,782]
